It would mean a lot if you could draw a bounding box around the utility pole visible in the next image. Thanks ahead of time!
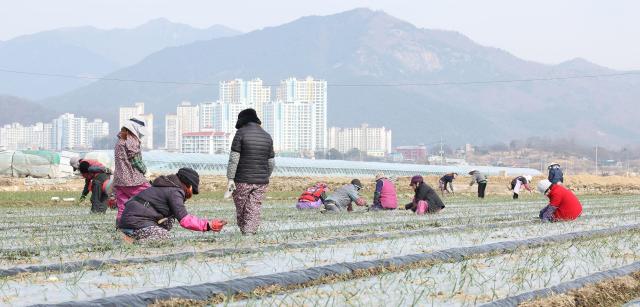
[595,145,598,176]
[439,136,444,165]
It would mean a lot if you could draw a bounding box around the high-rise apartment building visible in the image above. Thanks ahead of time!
[119,102,154,150]
[176,102,200,147]
[53,113,87,150]
[219,78,270,119]
[276,77,327,151]
[263,101,317,155]
[328,124,392,157]
[164,114,178,151]
[0,115,107,151]
[85,119,109,148]
[199,102,214,131]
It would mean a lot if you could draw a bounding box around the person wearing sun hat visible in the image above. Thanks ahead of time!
[323,179,367,212]
[369,172,398,211]
[113,117,151,224]
[468,170,488,199]
[405,175,445,214]
[118,168,227,243]
[537,179,582,222]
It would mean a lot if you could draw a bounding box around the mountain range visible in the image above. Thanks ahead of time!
[0,18,240,100]
[4,8,640,147]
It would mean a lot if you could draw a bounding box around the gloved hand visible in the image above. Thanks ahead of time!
[227,180,236,191]
[225,180,236,199]
[209,219,227,232]
[107,197,117,209]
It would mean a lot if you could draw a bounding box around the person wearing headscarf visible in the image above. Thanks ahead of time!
[119,168,227,243]
[113,117,150,224]
[509,175,533,199]
[405,175,445,214]
[226,109,275,235]
[537,179,582,222]
[369,172,398,211]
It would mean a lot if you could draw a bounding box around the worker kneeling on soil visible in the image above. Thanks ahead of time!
[323,179,367,212]
[509,175,533,199]
[118,168,227,243]
[405,175,445,214]
[75,159,112,214]
[296,182,328,209]
[537,179,582,222]
[369,172,398,211]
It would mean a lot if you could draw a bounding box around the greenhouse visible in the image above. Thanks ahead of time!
[141,151,541,177]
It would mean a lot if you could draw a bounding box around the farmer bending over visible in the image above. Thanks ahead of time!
[509,175,533,199]
[405,175,445,214]
[296,182,328,209]
[439,172,457,196]
[323,179,367,212]
[76,159,111,213]
[537,179,582,222]
[468,170,488,199]
[119,168,226,243]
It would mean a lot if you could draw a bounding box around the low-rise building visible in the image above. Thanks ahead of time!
[395,145,428,162]
[181,131,230,154]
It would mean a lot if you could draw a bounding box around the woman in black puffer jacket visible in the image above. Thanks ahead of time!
[226,109,275,235]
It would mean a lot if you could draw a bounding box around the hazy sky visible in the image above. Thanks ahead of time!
[2,0,639,70]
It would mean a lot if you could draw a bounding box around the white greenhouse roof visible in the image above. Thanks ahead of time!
[140,151,541,177]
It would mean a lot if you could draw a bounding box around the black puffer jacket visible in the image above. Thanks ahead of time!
[231,122,275,184]
[413,182,445,213]
[118,175,189,230]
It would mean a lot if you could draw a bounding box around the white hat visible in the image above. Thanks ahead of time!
[122,117,147,139]
[524,175,533,182]
[70,157,81,169]
[375,172,385,181]
[537,179,552,194]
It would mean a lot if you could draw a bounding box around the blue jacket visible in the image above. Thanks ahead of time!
[548,166,564,184]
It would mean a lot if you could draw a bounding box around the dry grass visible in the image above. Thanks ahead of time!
[519,271,640,307]
[1,174,639,195]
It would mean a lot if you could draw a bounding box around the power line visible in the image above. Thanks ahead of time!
[0,67,639,87]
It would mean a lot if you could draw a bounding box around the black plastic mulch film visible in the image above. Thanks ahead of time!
[30,223,640,307]
[482,261,640,307]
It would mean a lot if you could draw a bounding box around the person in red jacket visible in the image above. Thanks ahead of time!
[537,179,582,222]
[77,160,111,213]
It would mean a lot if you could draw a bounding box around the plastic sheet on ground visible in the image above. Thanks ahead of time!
[483,261,640,307]
[0,150,72,178]
[35,223,640,307]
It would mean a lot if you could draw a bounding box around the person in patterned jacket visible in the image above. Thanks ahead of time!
[113,118,150,224]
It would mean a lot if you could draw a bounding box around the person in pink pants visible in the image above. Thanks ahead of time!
[113,118,150,223]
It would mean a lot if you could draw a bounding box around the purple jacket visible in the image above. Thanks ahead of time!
[118,175,209,232]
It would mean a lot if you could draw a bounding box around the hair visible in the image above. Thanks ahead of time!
[79,161,90,173]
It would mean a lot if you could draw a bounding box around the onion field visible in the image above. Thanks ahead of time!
[0,195,639,306]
